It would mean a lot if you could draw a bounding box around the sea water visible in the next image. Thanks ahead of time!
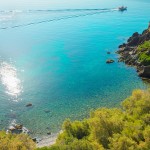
[0,0,150,136]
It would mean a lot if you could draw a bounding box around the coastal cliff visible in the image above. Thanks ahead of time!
[117,24,150,79]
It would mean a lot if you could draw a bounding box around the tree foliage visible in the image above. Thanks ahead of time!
[137,41,150,65]
[0,131,36,150]
[42,89,150,150]
[1,89,150,150]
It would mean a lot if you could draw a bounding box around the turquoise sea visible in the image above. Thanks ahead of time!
[0,0,150,137]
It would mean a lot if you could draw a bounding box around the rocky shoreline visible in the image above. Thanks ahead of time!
[37,134,57,148]
[117,23,150,79]
[6,120,58,147]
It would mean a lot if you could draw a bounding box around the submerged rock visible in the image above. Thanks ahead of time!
[7,123,30,135]
[106,59,115,63]
[119,43,126,48]
[32,137,37,142]
[46,127,51,130]
[26,103,32,107]
[32,137,42,143]
[44,110,51,113]
[15,124,23,129]
[47,131,51,135]
[138,66,150,78]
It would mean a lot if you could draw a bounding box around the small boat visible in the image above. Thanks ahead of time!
[118,6,127,11]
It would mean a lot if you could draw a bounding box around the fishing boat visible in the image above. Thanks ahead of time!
[118,6,127,11]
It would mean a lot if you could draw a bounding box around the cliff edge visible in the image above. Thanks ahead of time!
[117,23,150,79]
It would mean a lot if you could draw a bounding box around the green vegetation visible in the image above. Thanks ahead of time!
[138,40,150,51]
[38,89,150,150]
[0,131,36,150]
[137,41,150,65]
[0,89,150,150]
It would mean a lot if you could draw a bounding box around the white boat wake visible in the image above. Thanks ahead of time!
[0,8,118,30]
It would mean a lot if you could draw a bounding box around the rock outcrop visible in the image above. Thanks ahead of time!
[106,59,115,64]
[26,103,32,107]
[7,123,30,135]
[117,23,150,79]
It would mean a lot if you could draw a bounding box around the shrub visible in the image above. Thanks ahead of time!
[137,41,150,65]
[1,89,150,150]
[0,131,36,150]
[44,89,150,150]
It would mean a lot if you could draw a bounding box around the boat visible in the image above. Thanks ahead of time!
[118,6,127,11]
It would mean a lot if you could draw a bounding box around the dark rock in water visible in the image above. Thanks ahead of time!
[119,43,126,48]
[142,29,148,34]
[8,123,30,135]
[46,127,51,130]
[106,59,115,64]
[15,124,23,130]
[32,137,37,142]
[44,110,51,113]
[132,32,139,37]
[107,51,111,54]
[128,36,139,46]
[32,137,42,143]
[26,103,32,107]
[138,66,150,78]
[8,124,23,134]
[47,131,51,135]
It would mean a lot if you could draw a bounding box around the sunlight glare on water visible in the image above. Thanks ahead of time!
[0,62,22,101]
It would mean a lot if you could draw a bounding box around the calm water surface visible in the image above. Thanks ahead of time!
[0,0,150,136]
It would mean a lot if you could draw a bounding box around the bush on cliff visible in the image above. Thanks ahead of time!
[0,131,36,150]
[138,40,150,65]
[39,89,150,150]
